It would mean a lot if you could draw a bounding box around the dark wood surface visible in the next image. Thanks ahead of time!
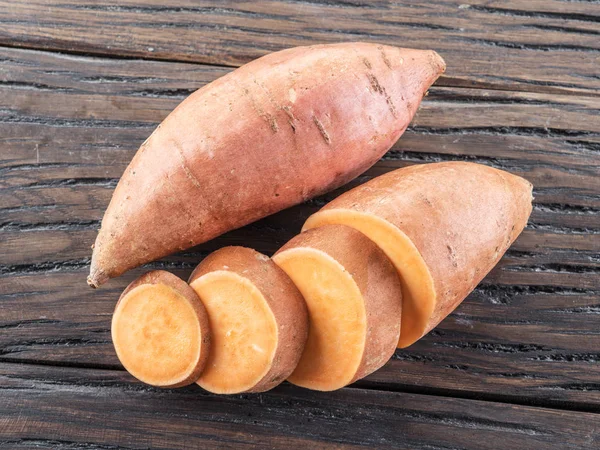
[2,0,599,96]
[2,363,599,450]
[1,1,599,448]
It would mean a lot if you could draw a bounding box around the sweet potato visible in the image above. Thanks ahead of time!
[112,270,210,387]
[88,42,446,287]
[273,225,402,391]
[188,247,308,394]
[303,162,533,348]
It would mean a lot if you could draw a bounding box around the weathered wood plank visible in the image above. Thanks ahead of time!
[1,363,598,449]
[0,0,599,95]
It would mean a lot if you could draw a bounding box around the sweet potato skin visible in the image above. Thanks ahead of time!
[115,270,211,387]
[88,42,446,287]
[305,162,533,342]
[275,225,402,384]
[189,246,308,393]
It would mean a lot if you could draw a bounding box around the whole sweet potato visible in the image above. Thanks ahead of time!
[88,42,445,287]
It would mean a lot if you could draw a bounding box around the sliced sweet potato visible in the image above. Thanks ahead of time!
[188,247,308,394]
[112,270,210,387]
[273,225,402,391]
[303,162,533,348]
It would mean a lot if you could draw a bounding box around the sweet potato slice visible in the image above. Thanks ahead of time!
[189,247,308,394]
[112,271,210,387]
[273,225,402,391]
[304,162,533,348]
[88,42,446,287]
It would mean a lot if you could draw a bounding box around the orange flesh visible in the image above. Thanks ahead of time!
[303,209,436,348]
[190,271,278,394]
[112,284,203,387]
[273,248,366,391]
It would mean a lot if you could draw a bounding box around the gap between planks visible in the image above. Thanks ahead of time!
[2,357,599,416]
[1,42,599,99]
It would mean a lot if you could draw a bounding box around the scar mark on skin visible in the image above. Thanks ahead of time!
[173,141,203,189]
[167,141,208,226]
[282,106,297,133]
[363,58,372,69]
[312,115,331,145]
[447,245,458,268]
[367,73,383,93]
[366,73,398,118]
[255,77,283,132]
[419,193,433,206]
[243,86,279,133]
[256,77,287,134]
[378,46,392,69]
[268,115,279,132]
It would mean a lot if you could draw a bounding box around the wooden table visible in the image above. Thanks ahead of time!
[1,1,599,448]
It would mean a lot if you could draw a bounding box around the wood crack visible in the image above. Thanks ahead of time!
[0,220,101,232]
[522,24,600,36]
[57,4,294,21]
[0,319,62,329]
[451,35,600,54]
[548,305,600,314]
[473,284,599,305]
[530,353,600,362]
[397,410,552,436]
[502,263,600,274]
[0,337,111,356]
[469,5,600,24]
[0,259,92,276]
[383,151,593,177]
[0,438,135,450]
[527,222,600,234]
[0,163,92,174]
[407,126,599,139]
[2,178,119,190]
[433,341,548,354]
[0,114,154,129]
[0,80,75,92]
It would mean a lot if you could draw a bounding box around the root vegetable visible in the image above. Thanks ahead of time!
[112,271,210,387]
[88,42,446,288]
[303,162,533,348]
[273,225,402,391]
[189,247,308,394]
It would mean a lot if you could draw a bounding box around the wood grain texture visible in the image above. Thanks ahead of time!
[1,362,599,449]
[1,45,599,412]
[0,0,599,96]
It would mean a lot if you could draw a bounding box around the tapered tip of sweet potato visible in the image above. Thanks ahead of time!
[429,50,446,75]
[87,267,108,289]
